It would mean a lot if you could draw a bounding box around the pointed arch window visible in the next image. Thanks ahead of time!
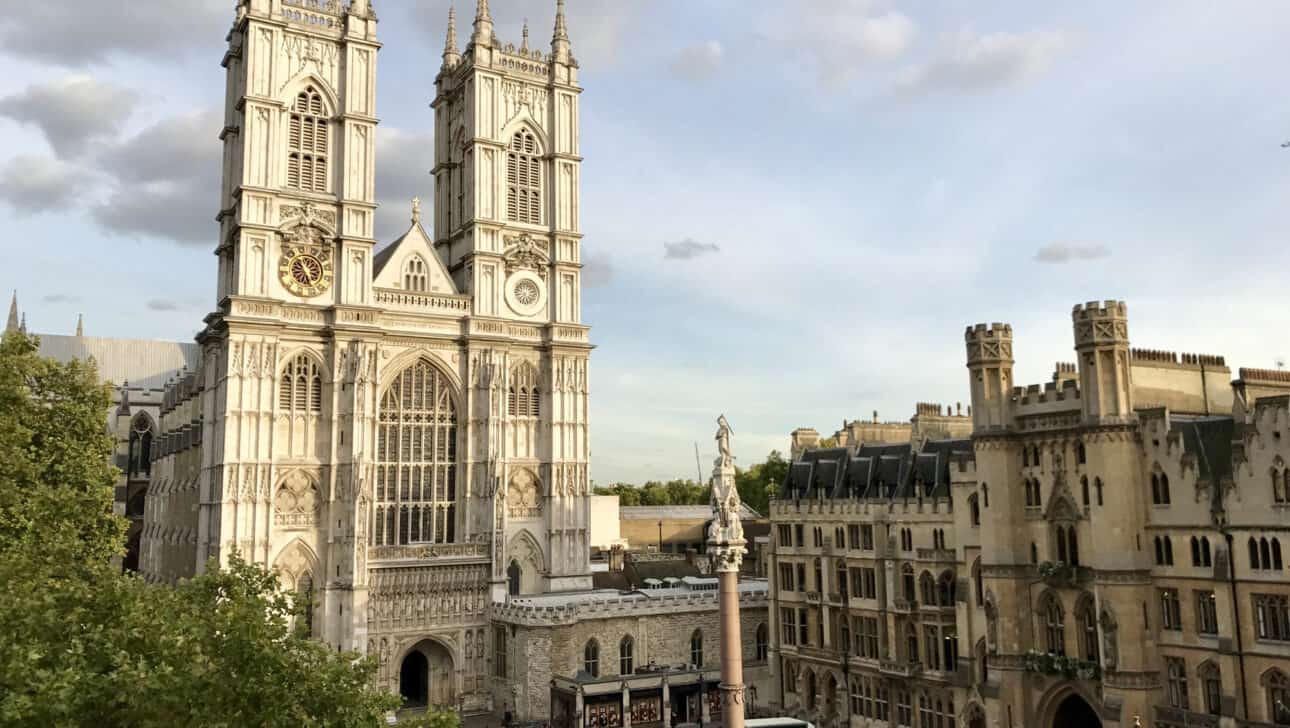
[968,493,980,526]
[756,623,769,662]
[1077,596,1099,663]
[1166,657,1190,709]
[128,412,155,478]
[1199,662,1222,715]
[279,354,323,415]
[1152,468,1172,505]
[902,564,916,603]
[403,256,429,292]
[584,639,600,677]
[690,629,704,667]
[619,636,634,675]
[287,86,329,192]
[1080,476,1090,506]
[506,130,542,224]
[373,360,458,547]
[1273,464,1289,504]
[1041,594,1065,656]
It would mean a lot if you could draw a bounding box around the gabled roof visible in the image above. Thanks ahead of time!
[372,220,459,295]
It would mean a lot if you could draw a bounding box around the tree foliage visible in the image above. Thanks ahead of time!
[594,451,792,517]
[0,332,461,728]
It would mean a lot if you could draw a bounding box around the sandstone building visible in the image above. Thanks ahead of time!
[5,1,771,722]
[771,300,1290,728]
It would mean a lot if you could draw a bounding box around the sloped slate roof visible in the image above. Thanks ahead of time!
[785,438,973,501]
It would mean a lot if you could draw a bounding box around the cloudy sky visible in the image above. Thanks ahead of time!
[2,1,1289,484]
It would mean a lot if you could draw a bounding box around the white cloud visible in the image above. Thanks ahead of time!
[894,30,1074,95]
[663,239,720,261]
[0,155,86,215]
[89,110,222,246]
[761,0,917,84]
[1034,242,1112,264]
[670,41,724,82]
[0,76,139,158]
[98,110,221,184]
[0,0,229,66]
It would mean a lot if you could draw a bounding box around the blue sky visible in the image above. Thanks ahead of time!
[2,1,1289,484]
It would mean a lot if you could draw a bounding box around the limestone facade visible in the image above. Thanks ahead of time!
[772,300,1290,728]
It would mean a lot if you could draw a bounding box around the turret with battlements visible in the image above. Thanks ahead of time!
[965,322,1014,432]
[1072,300,1134,424]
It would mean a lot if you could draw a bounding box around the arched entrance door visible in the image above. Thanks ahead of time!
[400,651,429,706]
[399,640,456,707]
[966,703,987,728]
[1052,693,1101,728]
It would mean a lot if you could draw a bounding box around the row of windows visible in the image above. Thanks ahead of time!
[1163,658,1290,724]
[1021,443,1087,468]
[579,626,769,679]
[1036,593,1100,662]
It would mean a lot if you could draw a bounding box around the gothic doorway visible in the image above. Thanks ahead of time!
[508,560,521,596]
[400,651,428,706]
[399,640,455,707]
[1051,693,1100,728]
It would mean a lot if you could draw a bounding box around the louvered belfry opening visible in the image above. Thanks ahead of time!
[506,130,542,224]
[279,354,323,415]
[287,87,329,192]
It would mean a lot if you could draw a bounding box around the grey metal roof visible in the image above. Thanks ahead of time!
[36,334,199,391]
[618,504,763,520]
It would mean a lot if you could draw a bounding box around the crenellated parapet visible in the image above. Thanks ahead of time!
[965,322,1014,366]
[1072,300,1129,350]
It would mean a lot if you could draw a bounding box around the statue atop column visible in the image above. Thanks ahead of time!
[706,415,747,728]
[708,415,745,568]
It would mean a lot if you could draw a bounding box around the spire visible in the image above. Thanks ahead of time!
[19,314,26,334]
[472,0,493,46]
[552,0,571,63]
[443,5,461,67]
[5,291,17,334]
[521,19,530,53]
[75,313,84,337]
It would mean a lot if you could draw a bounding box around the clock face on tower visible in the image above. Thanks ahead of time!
[279,244,334,298]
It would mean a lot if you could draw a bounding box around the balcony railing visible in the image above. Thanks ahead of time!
[879,660,922,678]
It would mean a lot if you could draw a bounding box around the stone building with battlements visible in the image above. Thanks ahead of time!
[4,2,769,723]
[771,300,1290,728]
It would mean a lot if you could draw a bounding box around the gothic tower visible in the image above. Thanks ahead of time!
[200,0,381,653]
[433,0,593,597]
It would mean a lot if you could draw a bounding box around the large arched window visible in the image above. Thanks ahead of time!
[619,636,634,675]
[690,629,704,667]
[127,412,155,478]
[756,623,769,662]
[506,130,542,224]
[373,360,458,547]
[1265,668,1290,725]
[1041,593,1065,656]
[584,639,600,677]
[287,86,329,192]
[403,256,429,292]
[279,354,323,414]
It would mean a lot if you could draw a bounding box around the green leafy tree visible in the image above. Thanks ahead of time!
[735,450,790,515]
[0,332,463,728]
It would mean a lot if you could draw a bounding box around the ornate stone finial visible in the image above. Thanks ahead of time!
[75,313,83,337]
[349,0,370,17]
[552,0,571,62]
[472,0,493,46]
[521,18,530,52]
[411,197,422,224]
[443,5,461,67]
[5,290,17,334]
